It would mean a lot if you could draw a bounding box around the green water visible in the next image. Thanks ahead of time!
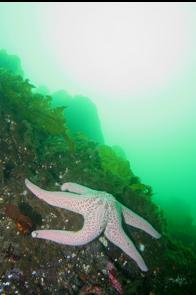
[0,3,195,226]
[0,4,196,294]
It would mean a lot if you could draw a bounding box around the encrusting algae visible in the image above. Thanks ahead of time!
[4,204,33,235]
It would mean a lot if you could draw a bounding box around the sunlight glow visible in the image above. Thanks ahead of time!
[41,3,188,98]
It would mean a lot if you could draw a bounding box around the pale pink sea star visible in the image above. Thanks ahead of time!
[25,179,161,272]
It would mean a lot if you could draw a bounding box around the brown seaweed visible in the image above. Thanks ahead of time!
[4,204,33,235]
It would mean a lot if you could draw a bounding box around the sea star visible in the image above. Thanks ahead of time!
[25,179,161,272]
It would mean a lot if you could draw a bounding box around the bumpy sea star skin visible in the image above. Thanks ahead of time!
[25,179,161,272]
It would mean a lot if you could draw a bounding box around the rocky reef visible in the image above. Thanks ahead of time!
[0,51,195,294]
[52,90,105,145]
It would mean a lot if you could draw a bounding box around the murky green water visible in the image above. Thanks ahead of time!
[0,3,195,294]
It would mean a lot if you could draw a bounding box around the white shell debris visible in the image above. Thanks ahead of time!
[139,243,145,252]
[99,236,108,247]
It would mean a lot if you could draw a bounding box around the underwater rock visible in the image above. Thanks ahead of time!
[79,285,105,295]
[52,91,105,144]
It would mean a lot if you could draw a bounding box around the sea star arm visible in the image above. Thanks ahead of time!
[104,202,148,272]
[25,179,92,215]
[122,204,161,239]
[31,222,99,246]
[61,182,94,195]
[31,203,106,246]
[31,225,97,246]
